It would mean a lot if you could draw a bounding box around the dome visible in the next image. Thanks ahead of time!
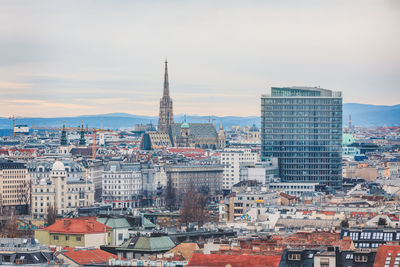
[343,133,355,146]
[181,121,190,129]
[249,124,259,132]
[39,177,47,185]
[52,160,65,171]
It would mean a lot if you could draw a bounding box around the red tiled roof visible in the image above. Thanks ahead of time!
[9,148,36,152]
[279,192,297,200]
[374,245,400,267]
[187,253,281,267]
[339,236,354,251]
[388,214,400,221]
[44,218,110,234]
[60,247,117,264]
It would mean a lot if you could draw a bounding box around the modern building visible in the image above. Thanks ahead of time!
[268,182,319,196]
[0,160,30,213]
[222,189,279,222]
[239,158,279,185]
[220,148,259,190]
[31,160,95,218]
[158,59,174,133]
[261,86,343,191]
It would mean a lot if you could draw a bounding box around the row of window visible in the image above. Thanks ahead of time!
[262,98,342,105]
[53,235,81,242]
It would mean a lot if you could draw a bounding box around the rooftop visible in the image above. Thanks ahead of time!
[187,253,281,267]
[59,247,117,265]
[43,218,110,234]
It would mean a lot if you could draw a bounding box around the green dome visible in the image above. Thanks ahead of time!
[343,133,355,146]
[181,122,190,129]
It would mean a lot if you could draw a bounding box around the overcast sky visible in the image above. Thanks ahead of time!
[0,0,399,117]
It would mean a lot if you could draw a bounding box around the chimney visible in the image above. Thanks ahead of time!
[64,219,71,227]
[88,221,94,231]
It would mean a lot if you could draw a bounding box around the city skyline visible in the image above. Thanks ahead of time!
[1,0,399,117]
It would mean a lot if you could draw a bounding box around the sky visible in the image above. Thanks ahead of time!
[0,0,399,117]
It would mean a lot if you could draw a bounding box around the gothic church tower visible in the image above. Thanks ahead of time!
[158,59,174,133]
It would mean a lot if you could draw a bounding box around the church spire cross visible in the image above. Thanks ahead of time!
[163,58,169,96]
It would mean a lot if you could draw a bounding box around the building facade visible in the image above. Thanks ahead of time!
[220,148,259,190]
[170,122,219,149]
[239,158,279,185]
[0,160,30,213]
[102,162,142,209]
[165,164,223,202]
[35,218,112,248]
[158,59,174,133]
[31,161,95,218]
[261,87,343,191]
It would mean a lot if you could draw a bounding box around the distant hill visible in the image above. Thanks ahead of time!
[0,114,259,130]
[0,103,398,131]
[343,103,400,127]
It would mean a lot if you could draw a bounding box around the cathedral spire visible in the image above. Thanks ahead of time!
[158,58,174,133]
[163,58,169,97]
[79,120,86,146]
[60,122,68,146]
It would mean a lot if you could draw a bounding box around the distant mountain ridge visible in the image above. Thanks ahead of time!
[0,103,398,130]
[343,103,400,127]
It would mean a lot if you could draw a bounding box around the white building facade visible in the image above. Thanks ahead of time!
[220,148,259,190]
[102,162,142,209]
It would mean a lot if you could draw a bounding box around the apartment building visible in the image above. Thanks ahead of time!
[220,148,259,190]
[0,160,30,213]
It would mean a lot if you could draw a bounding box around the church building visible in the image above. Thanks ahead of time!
[142,60,223,150]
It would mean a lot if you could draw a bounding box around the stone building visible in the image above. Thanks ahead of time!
[170,122,219,149]
[140,132,172,150]
[31,160,94,218]
[218,124,226,149]
[102,161,142,209]
[165,164,223,202]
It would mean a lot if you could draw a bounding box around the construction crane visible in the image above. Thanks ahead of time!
[31,124,113,159]
[190,116,216,124]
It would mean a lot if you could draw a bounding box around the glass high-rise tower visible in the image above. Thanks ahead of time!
[261,87,343,191]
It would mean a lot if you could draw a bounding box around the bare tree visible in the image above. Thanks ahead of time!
[46,204,57,226]
[4,209,18,238]
[180,184,209,227]
[17,181,31,215]
[165,177,176,211]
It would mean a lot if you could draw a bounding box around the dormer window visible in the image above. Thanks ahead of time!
[355,255,368,263]
[288,253,301,261]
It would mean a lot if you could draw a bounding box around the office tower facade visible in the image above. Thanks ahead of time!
[261,87,343,191]
[158,59,174,133]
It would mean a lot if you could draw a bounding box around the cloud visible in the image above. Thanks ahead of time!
[0,0,399,117]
